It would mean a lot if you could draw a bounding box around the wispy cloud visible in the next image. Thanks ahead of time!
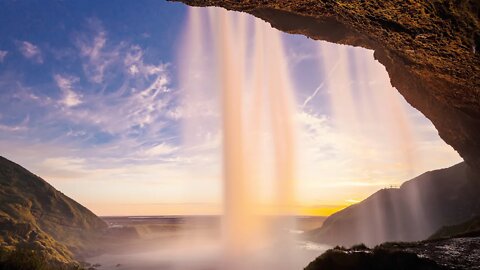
[18,41,43,63]
[0,50,7,63]
[74,18,119,83]
[0,123,28,132]
[124,45,169,79]
[57,72,172,135]
[0,20,179,172]
[54,74,82,107]
[40,157,88,179]
[55,18,175,137]
[143,143,178,157]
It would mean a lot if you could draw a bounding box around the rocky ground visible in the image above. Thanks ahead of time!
[305,235,480,270]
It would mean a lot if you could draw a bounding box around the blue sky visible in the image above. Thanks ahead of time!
[0,0,184,140]
[0,1,462,216]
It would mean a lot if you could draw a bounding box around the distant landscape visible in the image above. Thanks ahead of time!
[89,216,328,270]
[1,156,479,269]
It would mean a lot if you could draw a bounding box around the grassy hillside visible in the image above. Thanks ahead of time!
[0,156,107,266]
[308,162,480,246]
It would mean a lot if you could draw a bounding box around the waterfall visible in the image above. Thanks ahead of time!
[180,7,299,269]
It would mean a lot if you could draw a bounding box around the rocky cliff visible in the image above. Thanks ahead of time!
[307,162,480,246]
[172,0,480,172]
[0,156,107,266]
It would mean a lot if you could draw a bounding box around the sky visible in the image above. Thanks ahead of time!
[0,0,462,216]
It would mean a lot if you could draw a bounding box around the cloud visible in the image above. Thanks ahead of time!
[0,123,27,132]
[0,115,30,133]
[60,18,174,136]
[53,74,82,107]
[79,30,106,61]
[318,181,394,188]
[143,143,178,157]
[124,45,169,80]
[287,50,316,66]
[59,77,171,134]
[73,19,170,99]
[0,50,7,63]
[128,64,139,75]
[18,41,43,63]
[74,18,119,83]
[346,199,361,203]
[34,157,90,180]
[60,36,173,135]
[3,78,53,108]
[43,157,86,170]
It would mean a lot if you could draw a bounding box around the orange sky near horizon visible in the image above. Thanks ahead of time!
[85,202,350,217]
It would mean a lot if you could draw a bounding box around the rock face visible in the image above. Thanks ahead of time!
[307,162,480,246]
[173,0,480,172]
[305,236,480,270]
[0,156,107,264]
[430,215,480,239]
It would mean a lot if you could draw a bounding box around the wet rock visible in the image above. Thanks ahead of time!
[305,236,480,270]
